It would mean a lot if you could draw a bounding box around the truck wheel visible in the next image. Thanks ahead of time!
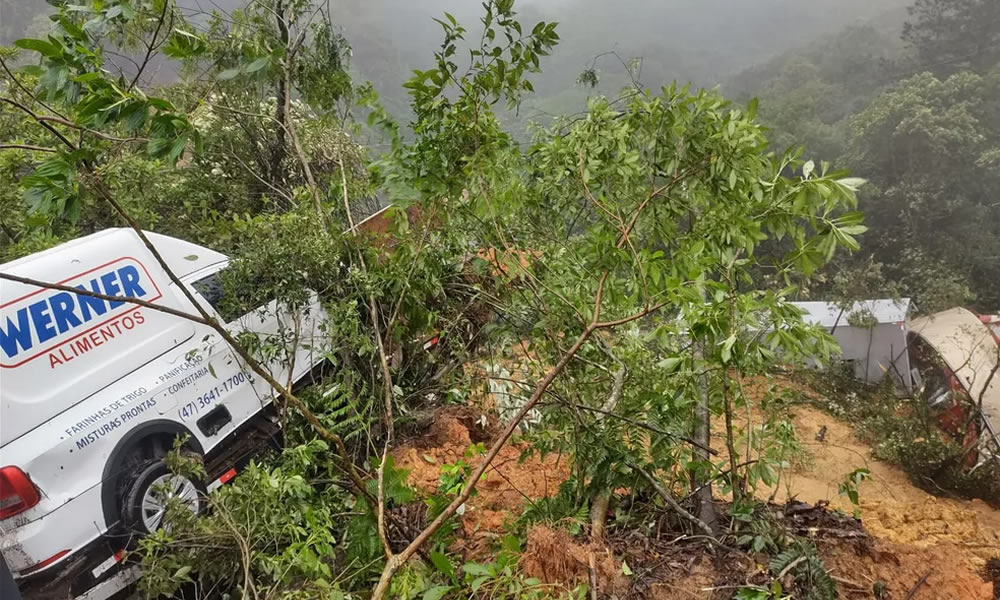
[121,458,205,534]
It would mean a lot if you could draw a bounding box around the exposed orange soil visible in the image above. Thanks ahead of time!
[740,375,999,598]
[822,541,992,600]
[392,373,998,598]
[520,525,630,596]
[392,408,570,556]
[741,378,998,551]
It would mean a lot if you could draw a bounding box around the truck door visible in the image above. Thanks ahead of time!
[157,266,260,441]
[187,267,324,410]
[224,292,324,407]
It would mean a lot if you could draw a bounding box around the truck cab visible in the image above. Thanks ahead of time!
[1,229,327,598]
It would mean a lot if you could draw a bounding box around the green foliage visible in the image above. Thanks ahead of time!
[437,443,486,496]
[837,468,871,517]
[12,1,203,212]
[735,586,790,600]
[1,0,375,254]
[576,68,599,89]
[768,542,836,600]
[518,480,591,535]
[508,87,860,511]
[137,440,355,599]
[902,0,1000,75]
[727,24,901,161]
[875,424,1000,504]
[414,535,585,600]
[343,458,415,572]
[734,511,835,600]
[2,3,921,599]
[731,2,1000,312]
[384,0,558,202]
[3,2,204,230]
[296,379,372,445]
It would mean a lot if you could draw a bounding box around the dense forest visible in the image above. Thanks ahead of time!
[1,1,998,599]
[727,0,1000,311]
[3,0,997,309]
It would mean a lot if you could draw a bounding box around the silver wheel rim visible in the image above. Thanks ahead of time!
[140,473,199,531]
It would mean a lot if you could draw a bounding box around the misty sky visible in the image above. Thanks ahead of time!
[1,0,911,114]
[330,0,910,114]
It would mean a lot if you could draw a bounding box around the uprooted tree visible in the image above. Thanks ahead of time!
[1,1,866,598]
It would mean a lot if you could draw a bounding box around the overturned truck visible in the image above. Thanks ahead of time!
[907,307,1000,469]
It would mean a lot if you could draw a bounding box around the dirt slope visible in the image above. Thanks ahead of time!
[781,402,999,549]
[393,382,999,599]
[780,403,997,599]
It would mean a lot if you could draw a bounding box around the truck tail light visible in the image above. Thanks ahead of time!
[0,466,40,519]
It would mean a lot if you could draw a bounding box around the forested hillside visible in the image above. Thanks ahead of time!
[2,1,913,123]
[1,1,998,599]
[7,0,991,312]
[727,0,1000,311]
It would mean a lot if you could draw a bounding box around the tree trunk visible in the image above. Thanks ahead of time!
[269,0,288,191]
[692,344,720,534]
[589,354,625,542]
[722,374,743,503]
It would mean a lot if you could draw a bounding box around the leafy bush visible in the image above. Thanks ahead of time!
[137,441,358,599]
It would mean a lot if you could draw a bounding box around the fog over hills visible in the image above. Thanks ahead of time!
[1,0,910,110]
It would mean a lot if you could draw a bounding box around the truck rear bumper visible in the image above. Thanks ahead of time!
[1,483,105,578]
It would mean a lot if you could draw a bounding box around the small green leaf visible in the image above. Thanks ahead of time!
[462,563,491,577]
[429,551,456,582]
[836,177,866,191]
[35,158,72,178]
[469,575,490,593]
[217,68,241,80]
[622,560,633,576]
[422,586,452,600]
[168,134,188,162]
[14,38,57,56]
[802,160,815,179]
[147,97,173,110]
[147,136,170,156]
[72,72,102,83]
[657,357,682,373]
[121,103,149,132]
[720,335,736,364]
[243,56,270,73]
[18,65,45,77]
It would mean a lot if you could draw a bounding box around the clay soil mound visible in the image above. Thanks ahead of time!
[392,407,570,556]
[520,525,628,595]
[821,540,992,600]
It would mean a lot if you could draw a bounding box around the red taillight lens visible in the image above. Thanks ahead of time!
[0,466,40,519]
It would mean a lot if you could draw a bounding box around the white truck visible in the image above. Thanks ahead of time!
[0,229,328,599]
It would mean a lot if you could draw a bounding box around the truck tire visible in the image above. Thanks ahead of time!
[120,458,205,534]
